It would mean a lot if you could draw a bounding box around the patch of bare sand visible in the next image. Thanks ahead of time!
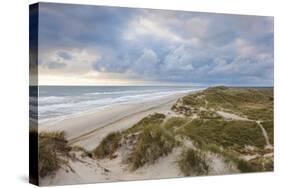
[40,147,184,186]
[216,111,249,121]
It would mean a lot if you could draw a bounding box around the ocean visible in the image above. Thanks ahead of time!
[30,86,203,124]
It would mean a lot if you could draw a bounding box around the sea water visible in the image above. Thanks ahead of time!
[30,86,203,124]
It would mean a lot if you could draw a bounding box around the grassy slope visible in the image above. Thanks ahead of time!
[172,86,273,173]
[92,113,177,170]
[178,119,265,148]
[178,86,273,120]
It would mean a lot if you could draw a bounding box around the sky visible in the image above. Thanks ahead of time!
[36,3,274,86]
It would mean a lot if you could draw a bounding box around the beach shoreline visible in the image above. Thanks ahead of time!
[39,91,196,150]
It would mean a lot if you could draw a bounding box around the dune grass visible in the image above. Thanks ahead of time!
[38,131,71,178]
[93,132,122,159]
[177,148,209,176]
[201,144,266,173]
[178,119,265,149]
[93,113,177,170]
[127,113,166,133]
[182,87,273,120]
[198,110,222,120]
[164,117,187,130]
[172,87,273,121]
[127,125,177,170]
[93,113,166,160]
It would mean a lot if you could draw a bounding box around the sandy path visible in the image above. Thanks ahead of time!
[256,121,273,149]
[216,111,248,121]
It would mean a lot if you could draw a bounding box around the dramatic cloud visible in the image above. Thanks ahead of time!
[38,3,274,86]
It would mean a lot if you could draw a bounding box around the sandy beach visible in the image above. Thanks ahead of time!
[39,93,187,150]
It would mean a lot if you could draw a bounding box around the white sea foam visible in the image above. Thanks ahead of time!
[39,96,69,104]
[83,89,158,96]
[37,87,202,124]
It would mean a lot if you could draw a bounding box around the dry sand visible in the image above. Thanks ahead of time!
[40,147,185,186]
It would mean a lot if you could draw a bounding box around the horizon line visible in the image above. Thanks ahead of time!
[30,84,274,87]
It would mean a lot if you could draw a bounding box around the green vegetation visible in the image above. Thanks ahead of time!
[33,131,92,178]
[38,131,71,178]
[164,117,187,130]
[93,113,167,160]
[181,94,204,107]
[93,132,122,159]
[175,86,273,121]
[127,113,166,133]
[217,150,260,173]
[179,119,266,149]
[93,113,177,169]
[177,148,209,176]
[201,144,270,173]
[172,87,273,174]
[236,159,259,172]
[127,126,177,170]
[250,157,273,172]
[198,110,222,119]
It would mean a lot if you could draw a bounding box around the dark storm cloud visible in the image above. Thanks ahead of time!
[38,3,138,49]
[38,2,274,86]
